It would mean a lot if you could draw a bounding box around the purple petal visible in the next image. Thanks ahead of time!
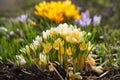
[17,14,28,22]
[93,15,101,26]
[81,10,90,19]
[76,18,91,27]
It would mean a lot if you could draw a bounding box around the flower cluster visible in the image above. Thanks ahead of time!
[76,10,101,27]
[35,1,81,23]
[19,23,95,72]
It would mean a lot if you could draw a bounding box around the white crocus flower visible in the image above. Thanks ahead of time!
[60,26,71,37]
[43,30,50,39]
[39,52,47,64]
[43,31,47,39]
[57,23,70,35]
[50,28,58,35]
[33,40,40,49]
[35,35,42,42]
[16,54,26,65]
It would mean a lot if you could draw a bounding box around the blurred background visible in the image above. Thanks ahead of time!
[0,0,120,28]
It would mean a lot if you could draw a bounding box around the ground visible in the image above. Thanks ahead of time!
[1,62,120,80]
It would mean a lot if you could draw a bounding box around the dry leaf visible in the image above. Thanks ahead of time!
[69,71,82,80]
[87,55,96,66]
[48,65,54,71]
[91,66,103,74]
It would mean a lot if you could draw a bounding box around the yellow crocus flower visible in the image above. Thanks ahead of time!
[43,42,52,53]
[66,47,72,56]
[26,45,30,55]
[53,38,61,50]
[72,29,83,43]
[59,46,64,55]
[87,42,93,54]
[80,41,87,51]
[53,38,64,50]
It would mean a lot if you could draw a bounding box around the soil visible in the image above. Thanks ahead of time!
[0,62,67,80]
[81,69,120,80]
[97,69,120,80]
[0,62,120,80]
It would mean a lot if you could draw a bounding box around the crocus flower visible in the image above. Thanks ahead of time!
[17,14,28,22]
[93,15,101,26]
[76,11,91,27]
[81,10,90,19]
[16,54,26,65]
[35,1,81,23]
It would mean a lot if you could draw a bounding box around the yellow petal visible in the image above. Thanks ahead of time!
[87,55,96,66]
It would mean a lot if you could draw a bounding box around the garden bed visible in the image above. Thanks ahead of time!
[1,62,120,80]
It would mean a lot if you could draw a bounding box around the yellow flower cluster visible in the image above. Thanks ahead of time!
[35,0,81,23]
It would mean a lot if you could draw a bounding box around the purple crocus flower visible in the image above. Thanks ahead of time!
[17,14,28,22]
[93,15,101,26]
[81,10,90,19]
[76,10,91,27]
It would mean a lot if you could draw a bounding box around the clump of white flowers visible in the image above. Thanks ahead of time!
[18,23,98,72]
